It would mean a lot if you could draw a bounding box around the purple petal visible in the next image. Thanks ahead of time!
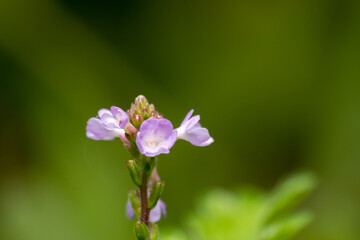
[126,200,135,219]
[160,200,167,217]
[136,118,177,157]
[182,127,213,146]
[86,118,122,140]
[149,199,166,223]
[183,115,200,130]
[149,205,161,222]
[198,137,214,146]
[110,106,129,128]
[158,130,177,152]
[99,113,120,129]
[181,109,194,126]
[98,108,111,117]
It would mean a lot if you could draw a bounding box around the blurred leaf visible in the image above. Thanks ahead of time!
[259,212,312,240]
[161,229,188,240]
[162,172,315,240]
[264,172,317,223]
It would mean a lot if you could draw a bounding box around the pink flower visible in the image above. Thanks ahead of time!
[136,118,177,157]
[126,199,167,223]
[86,106,129,140]
[175,109,214,146]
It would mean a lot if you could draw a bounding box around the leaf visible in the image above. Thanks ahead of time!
[264,172,316,223]
[161,172,316,240]
[259,211,312,240]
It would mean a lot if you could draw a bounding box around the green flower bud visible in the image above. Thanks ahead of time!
[126,160,142,187]
[141,108,150,119]
[128,95,163,129]
[150,223,159,240]
[148,104,155,112]
[135,95,149,109]
[143,157,157,175]
[130,103,138,113]
[134,221,149,240]
[128,190,141,217]
[132,114,144,129]
[148,181,165,209]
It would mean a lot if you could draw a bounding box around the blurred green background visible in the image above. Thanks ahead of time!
[0,0,359,239]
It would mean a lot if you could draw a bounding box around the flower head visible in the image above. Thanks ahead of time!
[126,199,167,223]
[86,106,129,140]
[127,95,163,128]
[175,109,214,146]
[136,118,177,157]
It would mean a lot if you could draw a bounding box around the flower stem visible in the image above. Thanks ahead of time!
[140,173,150,226]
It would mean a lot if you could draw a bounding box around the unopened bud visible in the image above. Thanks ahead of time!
[126,160,142,187]
[148,181,165,209]
[134,221,149,240]
[148,104,155,112]
[128,190,141,217]
[150,223,159,240]
[143,157,156,175]
[128,95,163,128]
[120,131,132,149]
[135,95,149,109]
[125,123,138,136]
[133,114,144,129]
[141,108,150,119]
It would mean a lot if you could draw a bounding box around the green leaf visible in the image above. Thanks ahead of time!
[265,172,316,223]
[259,211,312,240]
[161,172,316,240]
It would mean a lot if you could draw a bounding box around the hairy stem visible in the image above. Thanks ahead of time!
[140,173,150,226]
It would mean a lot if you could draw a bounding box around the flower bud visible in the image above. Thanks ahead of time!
[141,108,149,119]
[135,95,149,109]
[130,103,138,113]
[148,104,155,112]
[134,221,149,240]
[119,131,132,149]
[128,95,163,129]
[148,181,165,209]
[132,114,144,129]
[126,160,142,187]
[142,157,156,175]
[150,223,159,240]
[128,190,141,217]
[125,122,138,137]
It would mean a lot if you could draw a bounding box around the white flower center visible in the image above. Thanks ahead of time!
[147,141,158,148]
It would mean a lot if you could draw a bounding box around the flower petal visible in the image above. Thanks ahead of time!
[98,108,111,117]
[110,106,129,128]
[99,113,120,129]
[158,130,177,152]
[86,118,122,140]
[149,199,166,223]
[198,137,214,146]
[181,109,194,126]
[159,200,167,217]
[184,115,200,130]
[126,200,135,219]
[181,127,213,146]
[136,118,177,157]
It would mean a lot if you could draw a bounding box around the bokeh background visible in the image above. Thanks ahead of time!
[0,0,359,239]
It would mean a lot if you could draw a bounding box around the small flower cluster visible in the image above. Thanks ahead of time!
[86,95,213,239]
[86,95,213,155]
